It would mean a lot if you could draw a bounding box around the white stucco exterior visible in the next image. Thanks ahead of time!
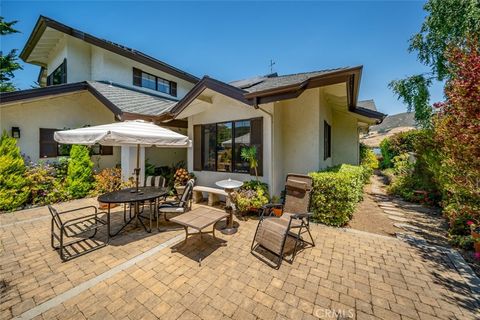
[180,84,365,197]
[44,34,195,100]
[0,92,187,176]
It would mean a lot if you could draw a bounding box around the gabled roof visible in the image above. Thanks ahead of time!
[357,99,377,111]
[0,81,183,125]
[171,66,385,122]
[20,16,199,84]
[232,67,352,94]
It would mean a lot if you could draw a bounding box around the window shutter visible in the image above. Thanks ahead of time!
[193,125,202,171]
[133,68,142,87]
[101,145,113,155]
[170,81,177,97]
[250,117,263,176]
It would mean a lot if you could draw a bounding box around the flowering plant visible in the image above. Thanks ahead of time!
[467,220,480,233]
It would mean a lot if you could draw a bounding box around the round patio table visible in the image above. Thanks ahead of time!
[215,178,243,235]
[98,187,167,237]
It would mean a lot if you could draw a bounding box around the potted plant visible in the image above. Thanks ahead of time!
[270,195,283,217]
[467,220,480,253]
[231,184,269,218]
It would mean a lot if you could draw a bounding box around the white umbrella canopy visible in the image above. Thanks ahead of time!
[54,120,190,147]
[54,120,190,192]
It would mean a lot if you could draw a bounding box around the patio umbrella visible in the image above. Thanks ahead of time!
[54,120,190,192]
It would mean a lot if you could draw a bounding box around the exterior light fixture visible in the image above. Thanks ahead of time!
[11,127,20,138]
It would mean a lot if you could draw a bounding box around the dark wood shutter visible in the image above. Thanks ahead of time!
[193,125,202,171]
[250,117,263,176]
[170,81,177,97]
[324,121,331,160]
[39,128,58,158]
[133,68,142,87]
[101,145,113,155]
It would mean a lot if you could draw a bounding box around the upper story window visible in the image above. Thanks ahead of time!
[133,67,177,97]
[47,59,67,86]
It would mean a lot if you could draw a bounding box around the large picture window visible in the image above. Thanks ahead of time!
[133,68,177,96]
[194,118,262,175]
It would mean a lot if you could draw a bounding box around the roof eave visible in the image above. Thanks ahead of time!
[20,16,200,83]
[171,76,250,118]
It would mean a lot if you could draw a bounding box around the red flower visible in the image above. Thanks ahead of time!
[474,252,480,260]
[467,220,474,226]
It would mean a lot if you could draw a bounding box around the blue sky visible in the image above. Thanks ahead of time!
[2,1,444,115]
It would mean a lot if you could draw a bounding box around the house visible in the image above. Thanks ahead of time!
[0,16,197,182]
[171,70,385,195]
[0,15,385,194]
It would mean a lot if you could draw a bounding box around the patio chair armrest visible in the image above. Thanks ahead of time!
[61,213,103,227]
[57,205,98,215]
[291,212,313,220]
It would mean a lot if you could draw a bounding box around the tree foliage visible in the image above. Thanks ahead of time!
[0,17,22,92]
[409,0,480,81]
[388,75,432,128]
[390,0,480,128]
[0,131,29,211]
[66,145,94,198]
[433,41,480,221]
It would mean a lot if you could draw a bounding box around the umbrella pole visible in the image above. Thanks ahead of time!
[135,143,140,192]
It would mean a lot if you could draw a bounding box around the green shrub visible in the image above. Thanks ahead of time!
[66,145,94,198]
[360,143,379,173]
[309,164,366,226]
[380,130,423,168]
[448,235,474,250]
[26,163,68,205]
[242,180,269,194]
[0,131,29,211]
[231,185,269,214]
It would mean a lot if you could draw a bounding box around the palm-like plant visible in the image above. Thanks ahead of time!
[241,146,258,180]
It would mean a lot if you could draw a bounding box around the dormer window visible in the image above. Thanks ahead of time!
[133,67,177,97]
[47,59,67,86]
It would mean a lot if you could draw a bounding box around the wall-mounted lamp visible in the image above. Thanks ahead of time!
[11,127,20,139]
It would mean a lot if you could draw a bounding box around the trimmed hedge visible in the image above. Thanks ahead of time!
[309,164,367,226]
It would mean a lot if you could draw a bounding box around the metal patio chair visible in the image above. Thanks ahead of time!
[158,179,195,225]
[251,174,315,269]
[49,205,109,261]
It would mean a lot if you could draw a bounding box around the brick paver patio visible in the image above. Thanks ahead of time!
[1,198,478,319]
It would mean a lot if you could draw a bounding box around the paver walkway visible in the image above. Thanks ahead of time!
[1,198,479,319]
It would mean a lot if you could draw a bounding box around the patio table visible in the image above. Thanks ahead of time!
[98,187,167,237]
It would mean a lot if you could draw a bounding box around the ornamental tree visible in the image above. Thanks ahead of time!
[433,40,480,220]
[389,0,480,128]
[66,145,94,198]
[0,130,29,211]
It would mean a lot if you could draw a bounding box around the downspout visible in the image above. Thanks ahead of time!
[256,104,275,198]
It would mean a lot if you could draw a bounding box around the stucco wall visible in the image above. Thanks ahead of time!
[43,35,195,100]
[186,95,273,192]
[332,110,360,166]
[0,93,188,171]
[0,92,120,169]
